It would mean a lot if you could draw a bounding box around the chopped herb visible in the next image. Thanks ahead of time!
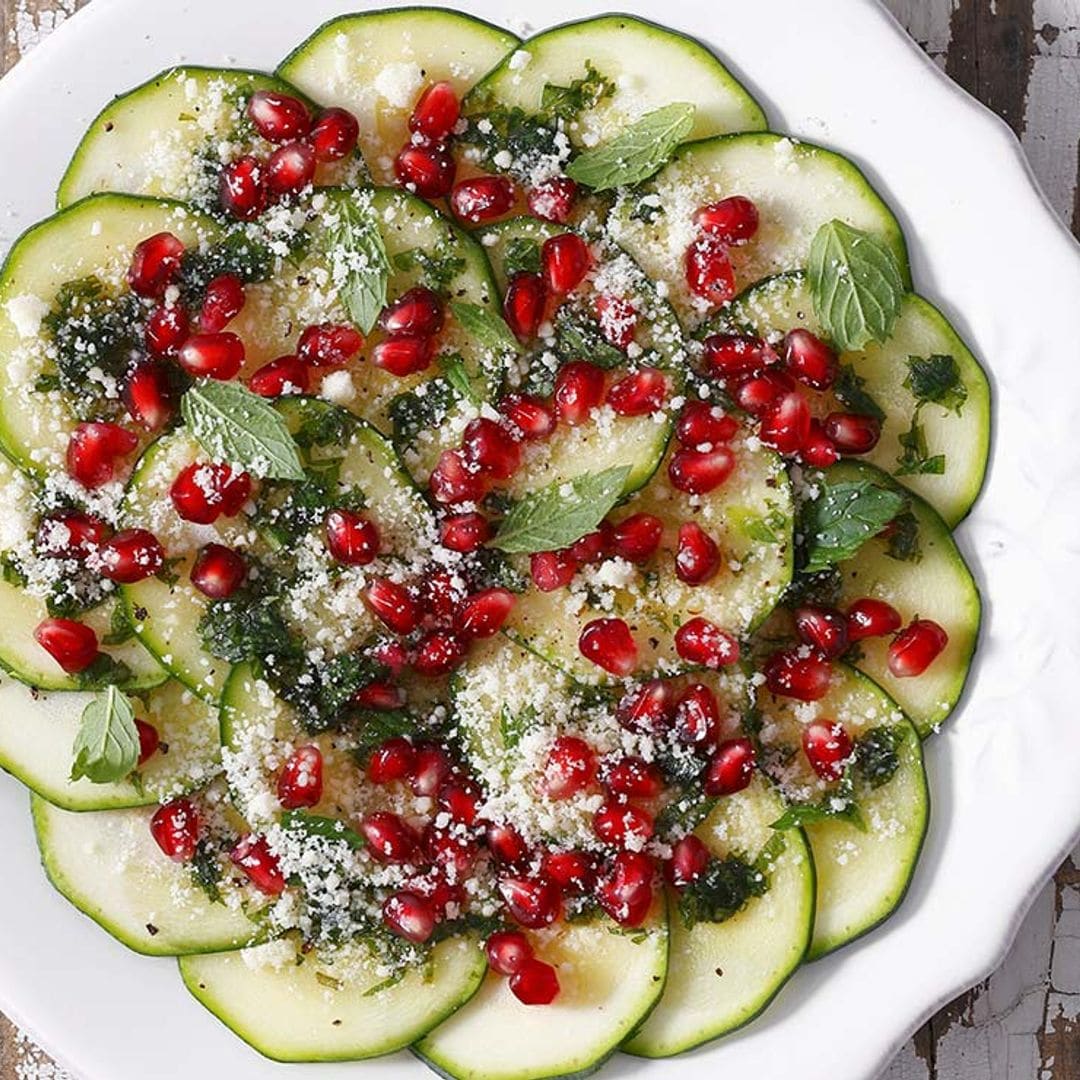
[101,602,135,646]
[281,810,366,850]
[678,855,767,929]
[178,232,274,303]
[72,653,133,691]
[392,247,466,294]
[439,354,481,406]
[190,841,223,903]
[502,236,542,276]
[904,354,967,414]
[352,708,421,762]
[895,416,946,476]
[540,61,615,122]
[458,104,563,184]
[388,378,461,446]
[834,363,886,422]
[553,304,626,369]
[500,703,536,748]
[771,773,865,831]
[655,789,718,836]
[854,725,903,789]
[884,510,923,563]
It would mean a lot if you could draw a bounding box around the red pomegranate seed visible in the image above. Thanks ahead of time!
[191,543,247,599]
[219,155,266,220]
[802,720,853,782]
[676,401,738,448]
[232,834,285,893]
[33,618,98,674]
[554,360,605,425]
[702,334,778,380]
[170,462,251,524]
[510,958,560,1005]
[354,680,405,711]
[674,617,740,669]
[694,195,759,243]
[487,822,529,866]
[735,369,795,416]
[542,736,597,799]
[439,512,491,553]
[364,578,420,634]
[668,446,736,494]
[425,826,479,880]
[612,513,663,563]
[383,891,436,943]
[498,876,561,929]
[362,811,420,863]
[450,175,516,224]
[96,528,165,584]
[596,850,655,927]
[595,294,637,349]
[310,107,359,162]
[503,272,546,341]
[605,756,664,799]
[297,323,364,367]
[527,177,577,223]
[666,834,710,888]
[672,682,721,748]
[616,680,673,735]
[367,737,415,784]
[888,619,948,677]
[372,334,434,377]
[411,744,452,797]
[124,361,175,431]
[846,598,903,642]
[462,418,521,479]
[395,142,456,199]
[438,779,481,826]
[579,618,637,677]
[325,509,380,566]
[570,523,612,565]
[249,354,310,397]
[685,235,735,305]
[36,511,107,560]
[200,274,246,332]
[429,449,485,505]
[369,638,408,676]
[704,738,756,796]
[381,286,445,337]
[824,412,882,454]
[486,930,533,975]
[675,522,720,586]
[67,422,138,489]
[541,233,591,295]
[423,571,465,623]
[455,587,516,640]
[542,849,596,893]
[594,801,654,846]
[177,332,245,380]
[135,719,160,765]
[277,745,323,809]
[530,550,577,592]
[500,394,555,440]
[783,328,838,390]
[247,89,311,142]
[410,81,460,141]
[145,303,189,357]
[607,367,668,416]
[763,648,832,701]
[150,798,199,862]
[413,630,467,677]
[801,421,840,468]
[127,232,184,298]
[760,391,812,454]
[793,605,849,659]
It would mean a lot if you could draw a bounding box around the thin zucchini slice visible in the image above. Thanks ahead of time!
[721,272,990,526]
[180,933,487,1063]
[277,9,518,185]
[610,133,911,329]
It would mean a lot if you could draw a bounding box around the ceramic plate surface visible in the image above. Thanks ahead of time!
[1,1,1078,1078]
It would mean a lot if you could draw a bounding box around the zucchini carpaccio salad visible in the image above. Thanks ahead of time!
[0,9,987,1076]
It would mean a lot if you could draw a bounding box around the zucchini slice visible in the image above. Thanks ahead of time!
[277,9,518,185]
[721,272,990,526]
[179,934,487,1063]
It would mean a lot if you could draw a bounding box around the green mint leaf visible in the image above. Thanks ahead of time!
[807,220,904,351]
[553,305,626,369]
[331,197,390,333]
[834,363,886,422]
[281,810,366,850]
[70,685,139,784]
[392,247,465,294]
[884,510,922,563]
[802,479,906,573]
[540,61,615,122]
[502,236,542,276]
[904,354,967,414]
[489,465,631,554]
[182,381,305,480]
[895,416,946,476]
[566,103,696,191]
[450,301,521,355]
[439,354,481,406]
[500,703,537,749]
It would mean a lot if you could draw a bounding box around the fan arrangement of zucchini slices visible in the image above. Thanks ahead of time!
[0,7,992,1080]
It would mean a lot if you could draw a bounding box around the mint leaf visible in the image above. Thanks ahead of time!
[489,465,631,554]
[554,305,626,369]
[904,354,967,414]
[500,703,537,749]
[566,103,695,191]
[182,382,305,480]
[330,197,390,333]
[502,236,542,276]
[834,364,886,422]
[450,301,521,355]
[70,685,139,784]
[281,810,365,850]
[895,416,946,476]
[802,479,906,573]
[884,510,922,563]
[807,221,904,351]
[439,354,481,406]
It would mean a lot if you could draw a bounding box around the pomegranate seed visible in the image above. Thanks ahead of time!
[735,369,795,416]
[353,680,405,711]
[383,890,436,943]
[802,421,840,468]
[177,332,245,380]
[427,572,465,627]
[672,682,721,748]
[783,329,837,390]
[249,354,310,397]
[607,368,668,416]
[199,274,246,332]
[498,876,561,929]
[145,303,189,357]
[802,720,853,782]
[277,744,323,809]
[824,412,882,454]
[595,294,637,350]
[695,196,759,243]
[542,736,597,798]
[96,528,165,584]
[675,522,720,586]
[668,446,736,494]
[150,798,199,861]
[67,421,138,490]
[455,587,515,640]
[450,175,516,224]
[794,605,849,659]
[510,958,560,1005]
[541,233,591,295]
[616,680,673,735]
[310,107,360,162]
[367,737,415,784]
[372,334,434,377]
[760,391,812,455]
[219,155,266,220]
[676,401,739,448]
[364,578,421,634]
[34,618,98,674]
[685,235,735,305]
[486,822,529,866]
[596,850,655,927]
[888,619,948,677]
[553,361,605,425]
[439,512,491,553]
[429,449,485,505]
[231,836,287,894]
[704,738,756,796]
[530,550,577,592]
[503,272,546,341]
[847,598,903,642]
[500,394,554,440]
[610,513,662,564]
[362,811,420,863]
[413,630,467,676]
[666,834,710,888]
[462,418,521,479]
[369,638,409,675]
[170,462,251,524]
[570,524,612,565]
[425,826,479,880]
[325,509,380,566]
[124,361,175,431]
[486,930,533,975]
[381,286,445,337]
[135,719,160,765]
[36,511,107,560]
[763,648,832,701]
[579,618,637,677]
[594,801,654,846]
[702,334,778,380]
[605,756,664,799]
[438,779,481,825]
[247,89,310,142]
[674,617,740,668]
[527,177,577,223]
[297,323,364,367]
[410,81,460,141]
[395,143,456,199]
[190,543,247,599]
[542,849,596,893]
[127,232,184,298]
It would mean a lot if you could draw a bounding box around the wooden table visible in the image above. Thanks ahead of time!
[0,1,1078,1077]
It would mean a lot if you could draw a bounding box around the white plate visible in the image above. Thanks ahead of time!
[1,1,1078,1078]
